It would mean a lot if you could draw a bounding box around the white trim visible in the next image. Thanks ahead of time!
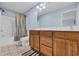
[63,8,76,13]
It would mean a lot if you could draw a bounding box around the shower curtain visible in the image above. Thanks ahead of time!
[14,13,27,41]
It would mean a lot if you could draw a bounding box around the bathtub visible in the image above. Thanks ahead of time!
[0,37,14,47]
[0,36,29,47]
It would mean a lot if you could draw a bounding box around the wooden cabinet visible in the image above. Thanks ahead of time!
[29,35,34,48]
[72,40,79,56]
[53,32,79,56]
[53,37,73,56]
[40,31,52,48]
[29,31,40,51]
[40,31,53,55]
[29,30,79,56]
[33,34,40,51]
[40,44,52,56]
[40,36,52,47]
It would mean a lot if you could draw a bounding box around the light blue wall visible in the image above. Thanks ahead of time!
[38,5,77,28]
[25,7,38,28]
[1,3,77,29]
[38,12,61,27]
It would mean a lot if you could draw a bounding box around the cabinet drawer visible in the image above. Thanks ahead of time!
[54,32,79,41]
[70,32,79,40]
[40,44,52,56]
[40,36,52,47]
[54,32,71,39]
[40,31,52,37]
[30,31,39,35]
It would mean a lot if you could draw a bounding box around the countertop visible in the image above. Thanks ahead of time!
[28,26,79,31]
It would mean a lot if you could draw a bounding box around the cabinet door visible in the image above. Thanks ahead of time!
[29,35,34,48]
[40,44,52,56]
[72,41,79,56]
[40,36,52,48]
[53,37,73,56]
[33,35,40,51]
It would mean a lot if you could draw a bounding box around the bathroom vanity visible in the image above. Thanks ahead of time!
[29,29,79,56]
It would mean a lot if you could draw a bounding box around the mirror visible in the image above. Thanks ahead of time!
[62,9,76,27]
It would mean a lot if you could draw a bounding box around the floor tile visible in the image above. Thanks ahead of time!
[0,44,30,56]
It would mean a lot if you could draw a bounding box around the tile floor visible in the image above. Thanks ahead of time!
[0,44,30,56]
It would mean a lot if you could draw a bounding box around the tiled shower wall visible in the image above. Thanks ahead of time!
[0,10,16,46]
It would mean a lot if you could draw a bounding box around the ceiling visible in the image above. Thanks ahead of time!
[0,2,78,15]
[0,2,38,14]
[38,2,78,16]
